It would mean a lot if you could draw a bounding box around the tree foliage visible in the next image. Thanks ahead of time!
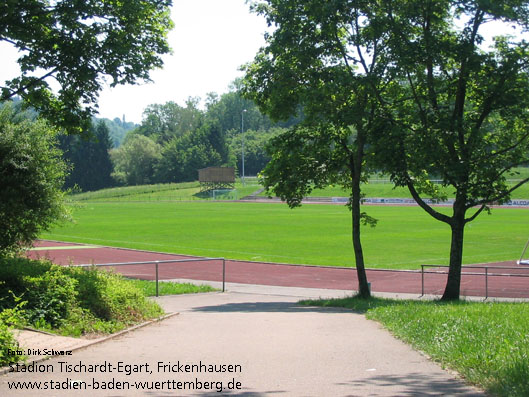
[244,0,529,300]
[111,134,162,186]
[372,0,529,300]
[243,0,396,297]
[136,98,204,144]
[117,90,300,185]
[228,128,283,177]
[155,122,223,183]
[0,0,173,132]
[0,103,69,255]
[60,121,114,192]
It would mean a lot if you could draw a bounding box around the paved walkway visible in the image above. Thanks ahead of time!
[1,290,484,396]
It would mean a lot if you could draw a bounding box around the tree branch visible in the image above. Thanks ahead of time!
[451,9,485,143]
[482,130,529,161]
[407,180,452,224]
[465,204,487,223]
[423,6,440,114]
[470,176,529,208]
[0,68,58,102]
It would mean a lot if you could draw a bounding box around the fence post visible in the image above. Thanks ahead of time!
[155,261,159,297]
[222,258,226,292]
[421,265,424,296]
[485,267,488,300]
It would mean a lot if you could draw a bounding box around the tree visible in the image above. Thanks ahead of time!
[205,86,302,135]
[243,1,392,297]
[0,0,173,132]
[228,128,283,176]
[60,121,114,191]
[155,123,222,183]
[111,134,161,185]
[0,103,69,255]
[373,0,529,300]
[136,99,205,144]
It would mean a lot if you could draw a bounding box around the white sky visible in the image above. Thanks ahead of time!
[0,0,268,124]
[98,0,268,123]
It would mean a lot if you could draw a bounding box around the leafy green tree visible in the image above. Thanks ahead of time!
[205,87,302,135]
[0,103,69,255]
[243,0,392,297]
[111,134,161,185]
[155,124,222,183]
[136,99,204,144]
[228,128,283,176]
[0,0,173,132]
[374,0,529,300]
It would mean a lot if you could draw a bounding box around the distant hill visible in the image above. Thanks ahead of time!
[93,116,137,147]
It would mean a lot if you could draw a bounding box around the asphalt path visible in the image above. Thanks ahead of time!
[0,292,485,396]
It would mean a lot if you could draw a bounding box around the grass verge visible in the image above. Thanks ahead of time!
[124,279,217,296]
[299,296,529,397]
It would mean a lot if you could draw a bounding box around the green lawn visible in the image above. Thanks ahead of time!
[300,296,529,397]
[42,201,528,269]
[302,180,529,199]
[124,279,217,296]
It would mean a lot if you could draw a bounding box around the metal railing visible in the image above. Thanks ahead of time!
[71,258,226,296]
[420,264,529,299]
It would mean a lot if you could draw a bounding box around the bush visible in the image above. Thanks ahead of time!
[66,266,163,324]
[0,290,26,366]
[0,257,163,336]
[0,103,69,255]
[23,267,78,328]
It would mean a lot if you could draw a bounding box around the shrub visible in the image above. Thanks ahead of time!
[23,267,78,328]
[0,257,163,336]
[0,103,69,255]
[0,291,26,366]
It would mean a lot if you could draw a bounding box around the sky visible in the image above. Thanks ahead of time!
[97,0,268,123]
[0,0,268,124]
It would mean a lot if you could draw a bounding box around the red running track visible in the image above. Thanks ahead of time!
[27,240,529,299]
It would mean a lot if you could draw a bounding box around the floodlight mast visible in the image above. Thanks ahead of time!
[241,109,247,186]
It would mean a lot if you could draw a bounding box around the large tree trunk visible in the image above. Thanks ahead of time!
[441,205,466,301]
[350,132,370,299]
[352,178,370,298]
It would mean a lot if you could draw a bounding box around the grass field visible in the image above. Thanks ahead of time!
[41,201,528,269]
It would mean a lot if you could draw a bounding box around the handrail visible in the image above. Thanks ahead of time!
[70,257,226,296]
[420,264,529,299]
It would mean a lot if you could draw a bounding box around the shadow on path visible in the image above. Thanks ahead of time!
[191,301,353,314]
[340,372,484,397]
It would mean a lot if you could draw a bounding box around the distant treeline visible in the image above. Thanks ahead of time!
[60,86,302,191]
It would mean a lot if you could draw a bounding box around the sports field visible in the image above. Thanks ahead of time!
[41,201,528,270]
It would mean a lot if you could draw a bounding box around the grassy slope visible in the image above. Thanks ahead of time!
[42,202,528,269]
[71,182,261,202]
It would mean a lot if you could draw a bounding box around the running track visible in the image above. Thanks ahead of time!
[27,240,529,299]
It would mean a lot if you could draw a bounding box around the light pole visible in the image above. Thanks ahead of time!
[241,109,247,186]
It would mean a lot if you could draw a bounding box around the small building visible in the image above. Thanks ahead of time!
[198,167,235,192]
